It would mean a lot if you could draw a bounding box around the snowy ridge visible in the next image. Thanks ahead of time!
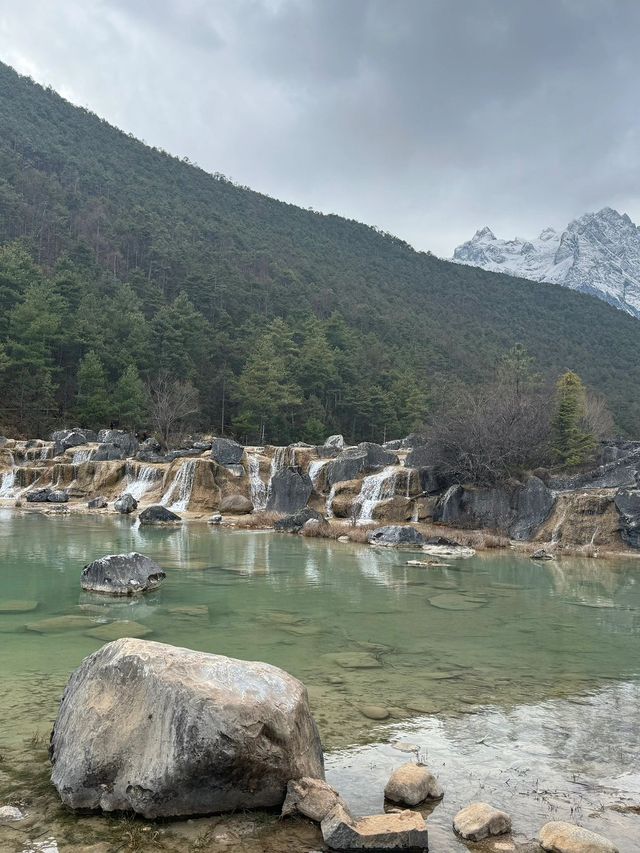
[453,207,640,318]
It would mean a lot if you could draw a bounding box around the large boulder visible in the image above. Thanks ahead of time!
[49,638,324,817]
[325,451,368,487]
[211,438,244,466]
[321,802,428,851]
[94,430,139,461]
[368,526,425,548]
[538,821,618,852]
[614,488,640,548]
[219,494,253,514]
[26,488,69,503]
[274,507,325,533]
[81,552,166,595]
[357,442,399,468]
[433,477,554,540]
[266,468,313,513]
[52,429,88,457]
[113,493,137,514]
[139,505,182,524]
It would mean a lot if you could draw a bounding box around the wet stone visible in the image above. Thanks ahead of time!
[327,652,382,670]
[385,762,443,805]
[0,599,38,613]
[539,821,619,853]
[428,593,486,611]
[25,615,98,633]
[358,705,390,721]
[85,620,152,641]
[453,802,512,841]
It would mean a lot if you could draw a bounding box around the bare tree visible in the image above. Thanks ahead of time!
[148,374,199,449]
[582,390,615,440]
[425,382,552,485]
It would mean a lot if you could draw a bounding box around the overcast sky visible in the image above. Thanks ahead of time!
[1,0,639,255]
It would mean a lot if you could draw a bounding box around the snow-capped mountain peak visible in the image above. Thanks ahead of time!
[453,208,640,318]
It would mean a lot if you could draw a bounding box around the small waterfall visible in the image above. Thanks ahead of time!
[248,454,267,511]
[72,447,95,465]
[0,468,16,498]
[265,446,290,506]
[308,459,329,491]
[411,502,420,523]
[325,483,337,518]
[127,464,161,501]
[39,445,51,460]
[354,466,399,523]
[161,460,197,512]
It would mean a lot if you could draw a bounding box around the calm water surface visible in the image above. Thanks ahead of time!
[1,512,639,851]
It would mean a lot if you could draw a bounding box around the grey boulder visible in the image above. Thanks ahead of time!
[49,638,324,817]
[321,802,428,851]
[211,437,244,466]
[88,495,108,509]
[139,505,182,524]
[81,552,166,595]
[325,451,368,487]
[113,493,137,514]
[266,468,313,513]
[274,507,325,533]
[368,526,425,548]
[324,434,346,450]
[614,488,640,548]
[94,430,139,461]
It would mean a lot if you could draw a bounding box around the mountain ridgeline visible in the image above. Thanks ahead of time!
[1,60,640,441]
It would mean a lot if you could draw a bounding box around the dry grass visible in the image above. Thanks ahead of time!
[234,512,283,530]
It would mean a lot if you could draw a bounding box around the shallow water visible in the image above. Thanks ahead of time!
[0,513,639,850]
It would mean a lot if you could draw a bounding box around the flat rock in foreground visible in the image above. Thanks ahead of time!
[50,638,324,818]
[539,821,618,852]
[80,552,166,595]
[321,802,428,851]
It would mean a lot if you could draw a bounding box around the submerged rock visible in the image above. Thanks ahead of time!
[0,805,24,821]
[282,777,344,822]
[211,437,244,466]
[538,821,618,852]
[453,802,511,841]
[0,599,38,612]
[139,505,182,524]
[81,552,166,595]
[274,507,325,533]
[367,526,425,548]
[219,494,253,514]
[384,763,443,805]
[49,638,324,817]
[266,468,313,513]
[358,704,390,721]
[26,615,97,633]
[113,493,137,514]
[85,620,152,641]
[321,802,429,851]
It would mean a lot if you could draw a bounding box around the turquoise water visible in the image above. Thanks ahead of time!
[1,512,639,850]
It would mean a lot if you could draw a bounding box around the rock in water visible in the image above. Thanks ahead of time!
[321,802,429,851]
[81,552,166,595]
[113,493,137,514]
[384,763,443,806]
[49,638,324,818]
[282,777,344,822]
[367,526,425,547]
[138,505,182,524]
[538,821,618,853]
[453,802,511,841]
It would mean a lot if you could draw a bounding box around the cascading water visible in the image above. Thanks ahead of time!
[308,459,329,491]
[127,464,161,501]
[0,468,16,498]
[265,446,290,506]
[72,448,95,465]
[161,460,197,512]
[325,483,337,518]
[248,454,267,511]
[354,466,400,523]
[39,445,51,460]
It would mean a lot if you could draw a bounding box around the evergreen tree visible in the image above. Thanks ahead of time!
[76,350,110,427]
[113,364,148,429]
[551,371,596,466]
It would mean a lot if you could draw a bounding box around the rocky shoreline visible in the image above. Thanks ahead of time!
[2,429,640,559]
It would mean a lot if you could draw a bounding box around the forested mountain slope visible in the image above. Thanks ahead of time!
[0,60,639,441]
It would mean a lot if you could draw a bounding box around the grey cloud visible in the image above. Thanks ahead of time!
[0,0,639,254]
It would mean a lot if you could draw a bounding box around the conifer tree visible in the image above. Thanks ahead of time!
[113,364,147,429]
[76,350,110,427]
[551,371,596,466]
